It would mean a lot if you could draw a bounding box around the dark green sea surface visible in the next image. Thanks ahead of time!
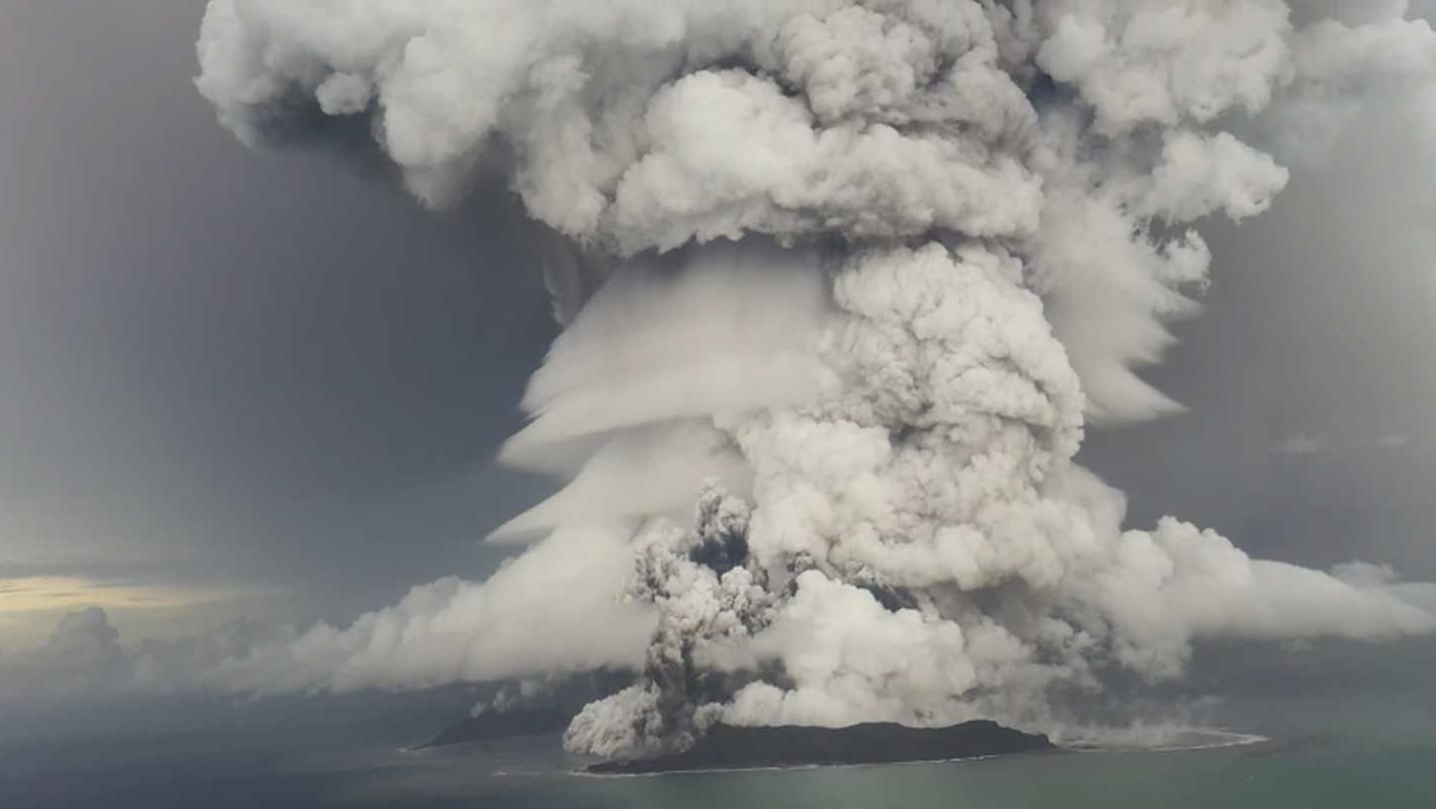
[4,641,1432,808]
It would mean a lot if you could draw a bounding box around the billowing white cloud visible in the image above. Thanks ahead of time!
[177,0,1436,759]
[501,238,838,460]
[200,525,653,695]
[2,527,654,703]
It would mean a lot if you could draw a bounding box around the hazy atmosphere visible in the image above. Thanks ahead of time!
[3,1,1436,807]
[0,0,560,650]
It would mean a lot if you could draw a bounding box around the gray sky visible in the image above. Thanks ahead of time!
[0,0,1433,648]
[0,0,559,643]
[1085,91,1436,581]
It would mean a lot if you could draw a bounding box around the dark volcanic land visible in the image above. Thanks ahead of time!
[587,720,1055,774]
[415,707,570,749]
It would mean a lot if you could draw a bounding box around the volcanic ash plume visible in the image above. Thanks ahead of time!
[195,1,1436,756]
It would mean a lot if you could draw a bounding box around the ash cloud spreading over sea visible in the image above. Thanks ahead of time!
[62,0,1431,757]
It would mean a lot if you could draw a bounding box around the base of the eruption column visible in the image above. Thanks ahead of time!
[585,720,1054,774]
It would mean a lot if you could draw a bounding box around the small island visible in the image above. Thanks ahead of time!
[587,719,1055,774]
[415,707,570,749]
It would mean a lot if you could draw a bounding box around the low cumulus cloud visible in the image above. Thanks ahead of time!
[0,527,651,704]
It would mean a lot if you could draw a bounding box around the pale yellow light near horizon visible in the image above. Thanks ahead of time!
[0,576,210,614]
[0,576,261,649]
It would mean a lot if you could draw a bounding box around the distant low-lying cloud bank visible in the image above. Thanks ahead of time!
[0,526,653,703]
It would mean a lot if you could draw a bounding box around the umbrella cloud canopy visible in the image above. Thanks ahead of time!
[158,0,1436,757]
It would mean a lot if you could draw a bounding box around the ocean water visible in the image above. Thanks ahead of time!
[4,643,1433,808]
[5,721,1432,809]
[5,706,1431,808]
